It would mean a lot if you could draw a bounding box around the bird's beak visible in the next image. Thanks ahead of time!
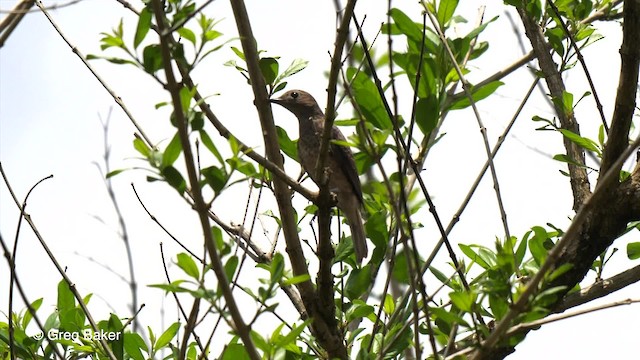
[269,97,283,105]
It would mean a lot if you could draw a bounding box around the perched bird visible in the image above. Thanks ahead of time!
[271,90,367,263]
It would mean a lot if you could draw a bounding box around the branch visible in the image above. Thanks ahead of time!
[149,1,259,358]
[555,264,640,312]
[0,0,34,48]
[0,163,116,359]
[36,0,154,148]
[317,0,357,179]
[470,132,640,359]
[547,0,609,133]
[450,298,640,359]
[228,0,347,358]
[599,0,640,178]
[516,5,592,212]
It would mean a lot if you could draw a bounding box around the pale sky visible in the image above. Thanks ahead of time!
[1,0,638,358]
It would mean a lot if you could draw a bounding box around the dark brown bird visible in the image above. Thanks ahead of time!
[271,90,367,263]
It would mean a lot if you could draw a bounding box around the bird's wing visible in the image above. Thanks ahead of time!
[329,125,363,204]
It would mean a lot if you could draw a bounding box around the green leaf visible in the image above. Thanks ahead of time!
[275,59,308,84]
[106,169,127,178]
[22,298,43,329]
[199,130,224,164]
[282,274,311,286]
[270,253,285,284]
[162,132,182,168]
[201,166,227,194]
[212,226,225,252]
[179,86,193,113]
[449,290,477,312]
[177,253,200,279]
[345,265,372,300]
[231,46,245,61]
[191,111,204,131]
[224,256,239,282]
[391,250,410,284]
[154,322,180,350]
[388,8,437,53]
[551,90,574,116]
[275,320,311,348]
[142,44,163,73]
[627,242,640,260]
[489,295,509,320]
[415,96,439,134]
[598,124,606,147]
[429,266,453,288]
[459,244,490,269]
[57,280,75,315]
[515,233,528,267]
[134,7,152,49]
[259,57,279,85]
[347,303,375,323]
[383,294,395,315]
[123,333,147,360]
[347,67,392,130]
[161,166,186,194]
[553,153,586,168]
[449,81,503,110]
[437,0,459,25]
[86,54,138,66]
[177,27,197,46]
[134,138,150,158]
[276,126,298,161]
[548,263,573,281]
[430,306,469,328]
[545,26,565,56]
[221,343,250,360]
[558,129,601,156]
[204,29,223,42]
[529,226,549,266]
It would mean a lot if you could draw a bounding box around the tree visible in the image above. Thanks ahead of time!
[1,0,638,359]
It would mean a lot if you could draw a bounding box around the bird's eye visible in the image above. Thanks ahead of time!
[291,92,299,99]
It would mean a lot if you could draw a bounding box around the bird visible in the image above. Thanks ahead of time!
[270,90,367,263]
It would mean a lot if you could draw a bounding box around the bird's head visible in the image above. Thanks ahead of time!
[270,90,323,120]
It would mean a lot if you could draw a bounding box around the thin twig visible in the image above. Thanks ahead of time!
[547,0,609,133]
[35,0,154,148]
[131,184,204,263]
[0,164,116,359]
[451,298,640,359]
[470,132,640,358]
[0,233,64,359]
[425,7,512,255]
[317,0,357,179]
[96,109,139,332]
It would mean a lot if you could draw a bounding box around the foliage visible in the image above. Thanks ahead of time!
[2,0,638,359]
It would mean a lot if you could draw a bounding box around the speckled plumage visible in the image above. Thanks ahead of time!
[271,90,367,263]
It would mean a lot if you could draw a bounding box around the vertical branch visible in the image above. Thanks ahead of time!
[547,0,609,133]
[97,110,139,332]
[318,0,358,179]
[149,1,260,359]
[599,0,640,178]
[228,0,348,357]
[517,5,592,211]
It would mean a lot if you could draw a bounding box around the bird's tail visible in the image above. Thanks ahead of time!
[344,204,367,264]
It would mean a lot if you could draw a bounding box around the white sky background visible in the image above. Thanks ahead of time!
[0,0,638,358]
